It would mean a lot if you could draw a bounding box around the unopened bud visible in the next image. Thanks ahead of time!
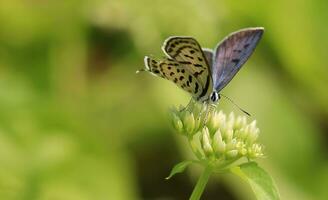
[212,129,226,155]
[183,111,195,135]
[201,127,213,156]
[171,113,184,133]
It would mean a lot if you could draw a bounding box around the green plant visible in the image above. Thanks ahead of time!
[167,102,280,200]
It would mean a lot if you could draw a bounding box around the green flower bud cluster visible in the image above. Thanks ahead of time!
[170,104,204,136]
[202,111,263,160]
[170,103,264,166]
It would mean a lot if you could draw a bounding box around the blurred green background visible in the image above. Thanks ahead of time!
[0,0,327,199]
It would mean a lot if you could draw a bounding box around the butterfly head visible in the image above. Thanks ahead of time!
[209,91,220,103]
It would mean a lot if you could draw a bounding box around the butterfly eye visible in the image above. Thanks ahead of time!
[210,92,219,102]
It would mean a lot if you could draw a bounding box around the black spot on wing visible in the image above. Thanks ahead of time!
[172,45,199,58]
[179,76,184,81]
[159,63,165,68]
[170,72,174,76]
[188,75,192,83]
[244,44,250,49]
[179,61,192,65]
[194,64,203,68]
[195,82,199,93]
[194,70,204,78]
[232,59,240,65]
[184,54,194,59]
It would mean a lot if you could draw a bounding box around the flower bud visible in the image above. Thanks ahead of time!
[169,103,264,166]
[226,138,237,150]
[240,148,247,156]
[206,112,220,134]
[226,129,234,142]
[246,127,259,144]
[201,127,213,156]
[239,125,249,140]
[183,111,195,135]
[234,116,247,130]
[193,116,202,133]
[217,111,226,125]
[221,124,233,142]
[249,120,257,130]
[247,144,264,159]
[227,112,235,127]
[171,112,184,133]
[235,140,247,156]
[212,129,225,155]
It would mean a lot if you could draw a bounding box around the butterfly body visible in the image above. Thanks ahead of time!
[141,27,264,106]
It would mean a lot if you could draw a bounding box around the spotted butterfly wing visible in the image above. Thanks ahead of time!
[212,28,264,91]
[162,37,213,101]
[144,56,205,99]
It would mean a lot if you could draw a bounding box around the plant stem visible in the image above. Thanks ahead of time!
[189,164,212,200]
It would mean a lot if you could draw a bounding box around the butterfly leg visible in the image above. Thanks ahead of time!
[180,98,195,112]
[202,103,217,125]
[196,102,208,125]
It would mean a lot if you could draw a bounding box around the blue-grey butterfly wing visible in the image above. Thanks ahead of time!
[212,28,264,91]
[202,48,213,68]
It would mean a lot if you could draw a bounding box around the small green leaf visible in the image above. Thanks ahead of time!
[166,160,193,180]
[231,162,280,200]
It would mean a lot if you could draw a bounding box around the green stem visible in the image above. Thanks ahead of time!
[216,157,241,169]
[189,164,212,200]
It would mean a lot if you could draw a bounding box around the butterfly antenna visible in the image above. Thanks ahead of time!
[219,94,251,116]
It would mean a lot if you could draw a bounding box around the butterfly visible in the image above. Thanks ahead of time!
[138,27,264,115]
